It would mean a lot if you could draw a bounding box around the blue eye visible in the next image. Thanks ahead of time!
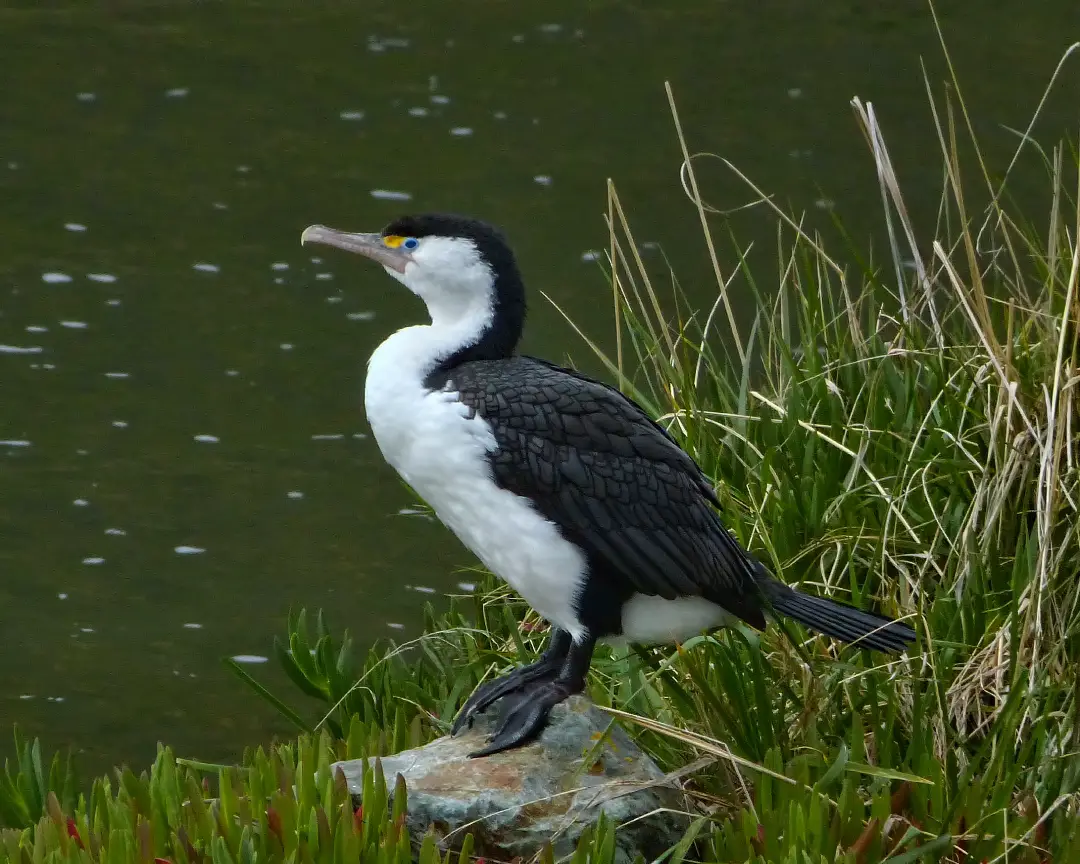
[403,237,419,250]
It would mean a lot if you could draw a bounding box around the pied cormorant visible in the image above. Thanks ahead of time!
[300,214,916,757]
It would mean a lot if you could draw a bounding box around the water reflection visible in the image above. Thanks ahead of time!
[370,189,412,201]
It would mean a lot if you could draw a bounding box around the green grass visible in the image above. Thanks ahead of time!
[533,31,1080,859]
[5,17,1080,864]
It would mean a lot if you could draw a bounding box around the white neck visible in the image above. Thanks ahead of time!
[365,295,492,398]
[423,291,493,341]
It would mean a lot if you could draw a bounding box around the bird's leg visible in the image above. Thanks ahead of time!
[468,634,595,758]
[451,628,572,736]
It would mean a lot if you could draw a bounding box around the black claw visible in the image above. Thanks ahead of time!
[467,681,572,757]
[451,630,573,737]
[451,661,558,736]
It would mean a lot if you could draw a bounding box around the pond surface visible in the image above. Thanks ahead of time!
[1,1,1076,775]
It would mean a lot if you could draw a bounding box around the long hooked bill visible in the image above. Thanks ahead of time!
[300,225,410,273]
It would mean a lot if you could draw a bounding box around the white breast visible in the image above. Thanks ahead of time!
[364,326,589,641]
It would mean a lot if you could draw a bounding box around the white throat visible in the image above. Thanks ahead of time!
[362,267,497,473]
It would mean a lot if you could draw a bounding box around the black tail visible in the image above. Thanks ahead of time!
[762,580,916,654]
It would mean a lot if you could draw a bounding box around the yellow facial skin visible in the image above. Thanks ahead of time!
[382,235,405,248]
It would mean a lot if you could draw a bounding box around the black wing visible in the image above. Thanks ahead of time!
[442,356,767,628]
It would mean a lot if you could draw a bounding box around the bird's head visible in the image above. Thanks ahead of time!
[301,214,525,357]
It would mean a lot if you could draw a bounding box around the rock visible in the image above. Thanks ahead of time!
[330,695,687,862]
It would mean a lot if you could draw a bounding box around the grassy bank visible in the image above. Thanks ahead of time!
[5,33,1080,864]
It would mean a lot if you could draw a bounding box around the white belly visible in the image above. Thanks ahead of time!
[618,594,735,645]
[364,330,588,641]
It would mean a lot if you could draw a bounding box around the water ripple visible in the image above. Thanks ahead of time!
[370,189,412,201]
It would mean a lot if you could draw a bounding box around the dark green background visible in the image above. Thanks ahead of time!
[1,1,1076,774]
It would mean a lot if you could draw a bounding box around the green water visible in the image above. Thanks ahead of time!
[1,2,1076,775]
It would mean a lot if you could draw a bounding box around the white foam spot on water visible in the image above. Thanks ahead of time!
[42,272,72,283]
[106,299,122,306]
[236,165,250,173]
[65,222,88,232]
[175,545,205,555]
[81,627,94,633]
[273,277,284,285]
[26,326,48,333]
[412,585,436,594]
[280,343,294,351]
[408,106,429,117]
[193,434,219,443]
[511,34,525,43]
[309,256,322,264]
[326,296,342,304]
[87,273,117,283]
[60,320,88,329]
[19,694,34,700]
[183,622,203,629]
[1,440,31,447]
[346,311,376,322]
[225,369,239,377]
[83,557,105,565]
[450,127,473,137]
[105,528,126,536]
[457,581,477,593]
[370,189,412,201]
[430,94,450,105]
[534,174,553,186]
[493,111,507,120]
[271,262,289,271]
[166,87,189,98]
[339,110,365,121]
[213,202,229,210]
[104,372,129,379]
[581,250,601,262]
[0,344,42,354]
[193,262,220,273]
[112,420,128,428]
[76,92,97,102]
[386,623,405,631]
[230,654,268,664]
[315,272,334,280]
[73,499,89,507]
[539,23,562,33]
[287,490,304,499]
[788,87,803,99]
[311,433,344,441]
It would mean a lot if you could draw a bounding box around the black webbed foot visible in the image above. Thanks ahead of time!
[451,629,572,736]
[467,680,577,757]
[465,633,595,758]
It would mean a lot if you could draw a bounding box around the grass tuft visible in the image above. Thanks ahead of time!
[537,33,1080,864]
